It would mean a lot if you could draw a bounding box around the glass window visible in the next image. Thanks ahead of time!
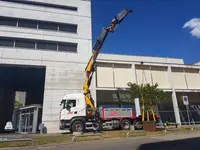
[38,21,58,31]
[58,43,77,52]
[0,16,78,33]
[0,17,17,26]
[66,100,76,109]
[0,38,14,47]
[37,41,57,50]
[15,40,35,49]
[59,24,77,33]
[18,20,37,28]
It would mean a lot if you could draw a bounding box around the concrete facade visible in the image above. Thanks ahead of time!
[0,0,92,133]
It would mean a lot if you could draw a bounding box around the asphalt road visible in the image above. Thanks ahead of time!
[2,132,200,150]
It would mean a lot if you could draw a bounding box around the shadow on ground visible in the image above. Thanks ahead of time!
[138,137,200,150]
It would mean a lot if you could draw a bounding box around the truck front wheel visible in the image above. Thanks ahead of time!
[120,119,131,130]
[71,120,85,132]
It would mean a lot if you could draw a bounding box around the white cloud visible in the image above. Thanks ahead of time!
[183,18,200,38]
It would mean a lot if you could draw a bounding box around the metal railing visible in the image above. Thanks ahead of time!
[72,133,103,143]
[0,137,34,146]
[126,131,145,138]
[158,122,199,134]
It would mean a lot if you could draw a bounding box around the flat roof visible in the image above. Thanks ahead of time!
[98,53,184,64]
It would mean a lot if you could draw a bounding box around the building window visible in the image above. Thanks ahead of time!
[37,41,57,51]
[0,37,77,53]
[58,43,77,52]
[0,38,14,47]
[15,40,35,49]
[0,17,17,27]
[0,0,77,11]
[0,16,78,33]
[59,24,77,33]
[38,21,58,31]
[18,20,37,29]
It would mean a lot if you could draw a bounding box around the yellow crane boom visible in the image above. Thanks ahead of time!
[82,8,132,115]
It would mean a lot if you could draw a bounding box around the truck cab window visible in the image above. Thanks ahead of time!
[66,100,76,110]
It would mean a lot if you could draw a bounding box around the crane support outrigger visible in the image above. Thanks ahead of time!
[83,8,132,114]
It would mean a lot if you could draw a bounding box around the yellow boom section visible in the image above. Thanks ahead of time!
[83,9,132,115]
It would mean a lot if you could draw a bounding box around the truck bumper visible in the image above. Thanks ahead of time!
[59,120,70,130]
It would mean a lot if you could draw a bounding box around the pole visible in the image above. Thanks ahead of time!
[186,105,190,125]
[142,95,145,122]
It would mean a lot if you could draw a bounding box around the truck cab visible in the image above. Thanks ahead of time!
[59,93,98,132]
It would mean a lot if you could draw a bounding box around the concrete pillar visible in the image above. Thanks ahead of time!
[168,66,181,125]
[134,98,141,116]
[19,113,22,133]
[172,90,181,124]
[32,108,39,133]
[131,63,137,83]
[199,69,200,80]
[132,63,136,82]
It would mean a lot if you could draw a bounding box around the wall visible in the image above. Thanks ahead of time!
[98,54,184,64]
[171,67,200,90]
[96,63,134,88]
[96,56,200,91]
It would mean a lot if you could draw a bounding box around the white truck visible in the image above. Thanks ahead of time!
[59,9,160,133]
[59,93,142,132]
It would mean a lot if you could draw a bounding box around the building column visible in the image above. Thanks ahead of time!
[168,66,181,125]
[132,64,141,116]
[199,69,200,79]
[131,63,137,83]
[32,107,38,133]
[19,113,22,133]
[134,98,141,116]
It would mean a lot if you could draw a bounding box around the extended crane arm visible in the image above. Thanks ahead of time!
[83,8,132,110]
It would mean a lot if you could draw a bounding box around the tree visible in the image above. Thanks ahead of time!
[14,100,23,108]
[127,82,168,122]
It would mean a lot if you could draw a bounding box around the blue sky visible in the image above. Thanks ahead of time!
[91,0,200,64]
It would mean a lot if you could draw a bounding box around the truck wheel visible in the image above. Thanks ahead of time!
[133,120,143,130]
[71,120,85,132]
[120,119,131,130]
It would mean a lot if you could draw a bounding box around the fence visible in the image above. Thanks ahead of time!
[72,132,103,142]
[0,137,34,146]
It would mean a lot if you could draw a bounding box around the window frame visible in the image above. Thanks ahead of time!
[0,37,77,53]
[65,99,76,111]
[0,16,78,34]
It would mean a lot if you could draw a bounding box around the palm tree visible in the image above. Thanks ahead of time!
[127,82,167,122]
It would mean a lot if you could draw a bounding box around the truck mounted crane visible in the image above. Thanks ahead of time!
[83,8,132,115]
[59,8,159,133]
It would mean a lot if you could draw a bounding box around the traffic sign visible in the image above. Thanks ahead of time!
[182,96,189,105]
